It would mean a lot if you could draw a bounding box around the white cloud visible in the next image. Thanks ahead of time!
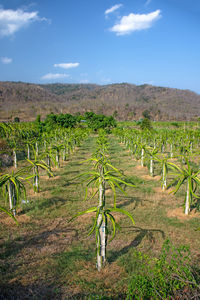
[105,4,123,16]
[41,73,70,80]
[145,0,152,6]
[0,8,48,37]
[54,62,80,69]
[1,56,12,64]
[110,9,161,35]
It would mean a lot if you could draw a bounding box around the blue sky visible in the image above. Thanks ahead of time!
[0,0,200,93]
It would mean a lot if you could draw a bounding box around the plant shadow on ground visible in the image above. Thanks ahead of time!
[61,170,79,176]
[108,226,165,263]
[20,196,67,214]
[62,179,85,188]
[0,281,63,300]
[68,162,82,167]
[123,175,155,194]
[51,244,95,275]
[117,196,150,210]
[0,222,79,260]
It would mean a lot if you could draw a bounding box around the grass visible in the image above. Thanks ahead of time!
[0,134,199,299]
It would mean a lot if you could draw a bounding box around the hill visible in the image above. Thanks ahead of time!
[0,81,200,121]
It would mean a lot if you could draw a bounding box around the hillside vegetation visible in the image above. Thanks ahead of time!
[0,81,200,122]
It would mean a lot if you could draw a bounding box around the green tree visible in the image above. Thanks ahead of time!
[140,118,152,131]
[84,112,116,132]
[14,117,20,123]
[142,109,151,119]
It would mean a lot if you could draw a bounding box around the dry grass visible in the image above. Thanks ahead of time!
[0,213,30,226]
[167,207,200,220]
[141,174,161,181]
[26,188,52,199]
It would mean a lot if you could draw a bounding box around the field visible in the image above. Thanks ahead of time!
[0,122,200,299]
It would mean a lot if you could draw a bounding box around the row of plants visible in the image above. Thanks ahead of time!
[70,130,135,271]
[0,122,89,217]
[114,126,200,215]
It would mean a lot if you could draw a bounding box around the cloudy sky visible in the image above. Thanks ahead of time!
[0,0,200,93]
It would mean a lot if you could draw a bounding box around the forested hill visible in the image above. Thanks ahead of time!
[0,81,200,122]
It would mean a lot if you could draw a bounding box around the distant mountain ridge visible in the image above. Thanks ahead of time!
[0,81,200,122]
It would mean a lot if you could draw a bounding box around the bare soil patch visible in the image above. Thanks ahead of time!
[153,186,174,194]
[42,175,61,180]
[141,175,161,181]
[88,187,98,195]
[135,165,147,170]
[51,167,60,171]
[105,188,112,195]
[167,207,200,220]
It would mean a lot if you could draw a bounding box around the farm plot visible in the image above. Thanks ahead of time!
[0,133,199,299]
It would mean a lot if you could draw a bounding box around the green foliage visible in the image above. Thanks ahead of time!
[139,118,152,131]
[84,112,117,132]
[35,114,41,123]
[0,168,28,215]
[171,121,179,127]
[71,152,135,238]
[26,149,53,193]
[113,110,118,118]
[34,114,44,134]
[142,109,151,119]
[44,113,78,130]
[13,117,20,123]
[168,157,200,214]
[0,123,13,138]
[70,132,134,270]
[125,240,199,299]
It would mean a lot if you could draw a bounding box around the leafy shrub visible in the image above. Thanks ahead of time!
[84,112,116,132]
[171,122,179,127]
[142,109,151,119]
[124,240,199,299]
[43,112,116,132]
[13,117,20,122]
[44,113,78,130]
[139,118,152,131]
